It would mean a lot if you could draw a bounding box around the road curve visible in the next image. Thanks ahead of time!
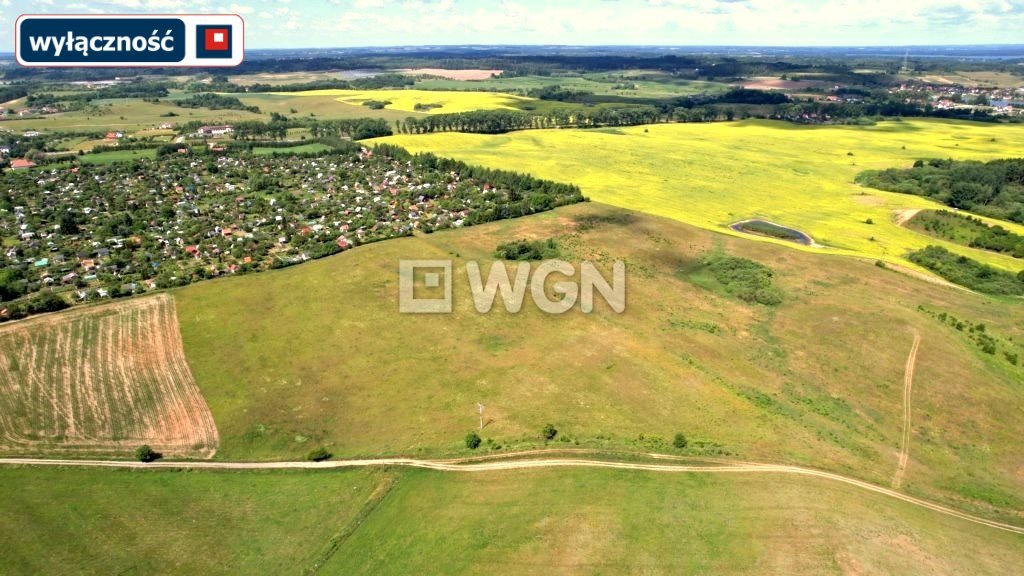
[1,452,1022,536]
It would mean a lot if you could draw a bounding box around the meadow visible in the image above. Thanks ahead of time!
[174,203,1024,522]
[377,118,1024,274]
[0,296,217,458]
[273,88,536,114]
[252,142,332,155]
[1,465,1021,575]
[0,466,385,575]
[0,98,264,133]
[76,148,157,164]
[412,73,729,99]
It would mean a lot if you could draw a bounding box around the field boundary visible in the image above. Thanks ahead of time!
[1,451,1022,535]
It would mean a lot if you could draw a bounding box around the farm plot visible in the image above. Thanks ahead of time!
[0,295,218,458]
[275,89,535,114]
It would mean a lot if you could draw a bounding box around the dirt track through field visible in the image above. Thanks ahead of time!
[2,450,1022,535]
[0,295,218,458]
[892,330,921,490]
[894,208,922,226]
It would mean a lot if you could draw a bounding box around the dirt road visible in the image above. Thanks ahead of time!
[1,449,1022,535]
[893,329,922,490]
[894,208,922,226]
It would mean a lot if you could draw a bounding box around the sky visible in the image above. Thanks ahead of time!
[2,0,1024,50]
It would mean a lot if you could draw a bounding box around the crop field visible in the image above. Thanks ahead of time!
[2,465,1021,575]
[0,295,218,458]
[274,88,536,114]
[913,71,1024,88]
[234,92,425,123]
[402,68,503,80]
[175,203,1023,521]
[378,118,1024,274]
[412,73,728,98]
[0,99,263,133]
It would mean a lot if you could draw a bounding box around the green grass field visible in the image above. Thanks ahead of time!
[1,466,1020,575]
[0,99,264,133]
[0,466,384,575]
[174,203,1024,522]
[376,118,1024,274]
[77,148,158,164]
[252,143,332,155]
[413,73,729,99]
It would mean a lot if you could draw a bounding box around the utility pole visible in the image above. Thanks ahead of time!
[477,403,485,430]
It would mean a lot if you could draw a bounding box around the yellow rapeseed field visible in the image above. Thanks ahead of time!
[379,118,1024,272]
[277,88,534,114]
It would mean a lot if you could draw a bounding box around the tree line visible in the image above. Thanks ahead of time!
[857,158,1024,224]
[395,106,663,134]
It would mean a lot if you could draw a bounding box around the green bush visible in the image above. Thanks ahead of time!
[907,245,1024,295]
[542,423,558,440]
[465,432,482,449]
[698,253,783,305]
[307,447,332,462]
[493,238,560,261]
[673,433,688,449]
[134,445,161,462]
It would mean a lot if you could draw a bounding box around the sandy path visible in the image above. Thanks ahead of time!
[1,450,1022,536]
[893,330,921,490]
[894,208,922,226]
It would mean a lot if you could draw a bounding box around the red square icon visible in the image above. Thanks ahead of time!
[204,28,230,51]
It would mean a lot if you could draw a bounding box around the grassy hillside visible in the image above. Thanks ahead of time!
[1,466,1020,575]
[326,468,1024,575]
[375,118,1024,273]
[174,203,1024,521]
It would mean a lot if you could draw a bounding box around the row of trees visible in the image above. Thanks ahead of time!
[176,93,260,113]
[394,106,663,134]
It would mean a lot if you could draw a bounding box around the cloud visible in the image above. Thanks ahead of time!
[229,3,255,14]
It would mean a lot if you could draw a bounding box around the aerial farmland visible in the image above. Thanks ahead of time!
[1,3,1023,574]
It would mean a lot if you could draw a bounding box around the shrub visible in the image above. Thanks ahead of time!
[465,431,482,449]
[673,433,688,449]
[697,253,783,305]
[307,447,332,462]
[493,238,560,261]
[135,445,161,462]
[908,245,1024,295]
[542,423,557,440]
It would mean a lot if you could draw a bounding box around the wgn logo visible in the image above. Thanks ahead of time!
[399,259,627,314]
[16,14,244,67]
